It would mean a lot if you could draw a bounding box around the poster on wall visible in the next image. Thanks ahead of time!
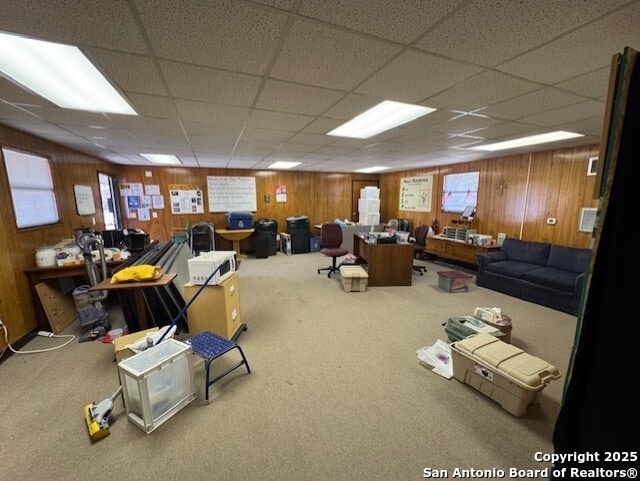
[169,185,204,214]
[442,171,479,213]
[207,176,257,212]
[73,185,96,215]
[399,175,433,212]
[276,185,287,203]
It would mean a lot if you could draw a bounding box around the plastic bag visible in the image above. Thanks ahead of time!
[416,340,453,379]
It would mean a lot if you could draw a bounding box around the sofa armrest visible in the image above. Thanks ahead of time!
[477,250,507,275]
[574,272,587,298]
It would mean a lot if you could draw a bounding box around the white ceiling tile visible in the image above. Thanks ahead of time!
[255,80,345,115]
[285,133,335,146]
[479,122,548,141]
[134,0,288,74]
[159,60,262,106]
[0,79,56,107]
[414,0,634,67]
[298,0,464,44]
[301,117,343,134]
[497,2,640,83]
[174,100,251,126]
[0,0,148,54]
[270,19,402,90]
[125,93,178,119]
[355,49,482,102]
[246,110,314,131]
[240,128,293,142]
[426,115,503,135]
[482,88,588,120]
[322,93,385,120]
[519,100,605,127]
[555,116,607,137]
[0,103,41,121]
[426,71,541,111]
[18,105,116,126]
[87,49,167,96]
[555,67,612,99]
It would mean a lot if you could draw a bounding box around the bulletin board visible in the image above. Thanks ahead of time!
[207,176,257,212]
[399,175,433,212]
[169,184,204,214]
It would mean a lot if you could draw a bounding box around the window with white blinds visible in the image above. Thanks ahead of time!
[2,147,60,228]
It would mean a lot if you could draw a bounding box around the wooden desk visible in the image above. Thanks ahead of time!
[24,261,124,330]
[352,234,414,287]
[425,236,500,266]
[216,229,254,259]
[89,273,177,331]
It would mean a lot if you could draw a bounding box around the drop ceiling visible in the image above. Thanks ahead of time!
[1,0,638,172]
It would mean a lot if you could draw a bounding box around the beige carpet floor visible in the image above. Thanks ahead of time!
[0,252,577,481]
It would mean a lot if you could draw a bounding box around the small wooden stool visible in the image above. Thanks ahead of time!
[185,331,251,403]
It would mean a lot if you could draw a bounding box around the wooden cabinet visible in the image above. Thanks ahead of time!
[184,273,242,340]
[425,236,499,266]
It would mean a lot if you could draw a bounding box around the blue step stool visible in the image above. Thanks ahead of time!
[185,331,251,403]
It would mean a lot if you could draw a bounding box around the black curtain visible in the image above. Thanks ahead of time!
[552,48,640,473]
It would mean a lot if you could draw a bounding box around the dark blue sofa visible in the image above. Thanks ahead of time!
[476,238,591,315]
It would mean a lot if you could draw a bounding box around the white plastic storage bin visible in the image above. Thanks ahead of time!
[450,333,560,416]
[358,198,380,213]
[360,187,380,199]
[118,339,196,434]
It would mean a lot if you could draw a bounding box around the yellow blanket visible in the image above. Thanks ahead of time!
[111,265,162,284]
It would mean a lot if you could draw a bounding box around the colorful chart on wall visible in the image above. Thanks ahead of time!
[207,176,257,212]
[399,175,433,212]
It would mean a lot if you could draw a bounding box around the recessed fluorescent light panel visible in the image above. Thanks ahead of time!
[472,131,584,152]
[327,100,436,139]
[355,166,391,173]
[140,154,182,165]
[268,161,301,169]
[0,31,136,115]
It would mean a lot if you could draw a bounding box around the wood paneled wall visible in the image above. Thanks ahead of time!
[0,121,599,347]
[380,144,600,248]
[0,125,117,347]
[115,168,378,251]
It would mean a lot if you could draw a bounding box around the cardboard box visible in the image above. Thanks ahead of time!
[437,270,473,292]
[339,265,369,292]
[113,327,159,362]
[118,339,196,434]
[450,333,561,417]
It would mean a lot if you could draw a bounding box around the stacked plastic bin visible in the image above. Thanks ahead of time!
[358,187,381,225]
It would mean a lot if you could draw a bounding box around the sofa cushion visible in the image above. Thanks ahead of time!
[485,260,542,279]
[524,267,579,293]
[547,245,590,273]
[501,238,550,266]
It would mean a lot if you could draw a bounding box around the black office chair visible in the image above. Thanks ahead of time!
[317,223,349,278]
[190,222,215,255]
[411,224,430,275]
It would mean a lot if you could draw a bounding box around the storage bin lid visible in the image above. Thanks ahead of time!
[227,211,253,217]
[339,265,368,278]
[453,333,560,390]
